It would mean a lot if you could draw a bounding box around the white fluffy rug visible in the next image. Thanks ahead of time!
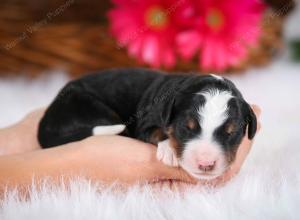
[1,7,300,220]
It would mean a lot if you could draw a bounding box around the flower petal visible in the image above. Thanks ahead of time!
[213,40,228,71]
[163,47,176,68]
[176,30,202,60]
[200,38,215,70]
[141,35,161,67]
[128,37,143,57]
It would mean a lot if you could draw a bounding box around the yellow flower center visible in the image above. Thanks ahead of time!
[206,8,224,31]
[145,6,169,30]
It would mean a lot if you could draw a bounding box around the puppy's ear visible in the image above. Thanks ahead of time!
[160,96,175,128]
[243,102,257,139]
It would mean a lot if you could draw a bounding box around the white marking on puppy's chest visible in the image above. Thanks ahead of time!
[197,89,233,140]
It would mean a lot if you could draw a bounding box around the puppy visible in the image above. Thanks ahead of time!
[38,68,256,180]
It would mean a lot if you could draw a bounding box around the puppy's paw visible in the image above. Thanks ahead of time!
[156,139,179,167]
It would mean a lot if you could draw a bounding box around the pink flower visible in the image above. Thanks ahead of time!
[176,0,266,71]
[108,0,195,68]
[108,0,266,71]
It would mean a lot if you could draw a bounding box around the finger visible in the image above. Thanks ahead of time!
[153,162,197,184]
[249,104,262,132]
[206,169,234,187]
[251,104,261,117]
[22,108,46,122]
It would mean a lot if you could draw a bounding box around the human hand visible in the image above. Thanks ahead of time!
[0,105,261,187]
[0,109,193,185]
[66,104,261,186]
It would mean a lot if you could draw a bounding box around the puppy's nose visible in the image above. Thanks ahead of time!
[198,160,215,172]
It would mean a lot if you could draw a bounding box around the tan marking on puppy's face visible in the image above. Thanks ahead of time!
[167,126,182,157]
[225,122,236,135]
[149,128,166,145]
[186,118,197,130]
[225,144,239,164]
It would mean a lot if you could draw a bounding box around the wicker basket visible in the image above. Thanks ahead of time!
[0,0,295,77]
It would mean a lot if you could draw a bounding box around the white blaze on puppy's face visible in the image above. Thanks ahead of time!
[179,89,233,179]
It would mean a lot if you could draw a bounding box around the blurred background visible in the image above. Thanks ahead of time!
[0,0,298,77]
[0,0,299,126]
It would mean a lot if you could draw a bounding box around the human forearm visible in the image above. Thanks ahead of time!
[0,136,165,191]
[0,142,80,189]
[0,134,196,195]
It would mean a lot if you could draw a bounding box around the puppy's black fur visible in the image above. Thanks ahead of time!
[38,68,256,162]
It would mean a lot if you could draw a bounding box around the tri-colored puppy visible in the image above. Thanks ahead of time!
[38,68,257,180]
